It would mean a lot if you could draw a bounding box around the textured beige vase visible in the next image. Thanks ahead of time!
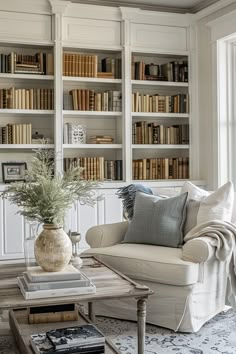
[34,224,72,272]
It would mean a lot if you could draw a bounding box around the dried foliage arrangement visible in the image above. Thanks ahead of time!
[1,149,100,226]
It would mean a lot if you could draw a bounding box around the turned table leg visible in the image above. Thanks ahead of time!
[88,301,96,322]
[137,298,146,354]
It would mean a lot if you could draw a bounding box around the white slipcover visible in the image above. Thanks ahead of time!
[83,191,236,332]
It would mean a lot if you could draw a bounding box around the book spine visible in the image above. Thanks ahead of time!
[28,311,79,324]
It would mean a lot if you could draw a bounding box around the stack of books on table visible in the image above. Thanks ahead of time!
[17,264,96,300]
[30,324,105,354]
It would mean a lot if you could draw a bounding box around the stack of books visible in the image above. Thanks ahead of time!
[17,264,96,300]
[89,135,114,144]
[30,324,105,354]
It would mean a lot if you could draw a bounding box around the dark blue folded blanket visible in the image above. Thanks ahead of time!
[116,183,153,220]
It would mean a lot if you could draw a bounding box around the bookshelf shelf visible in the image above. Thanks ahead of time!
[63,77,122,84]
[0,144,54,149]
[0,73,54,81]
[132,144,189,149]
[131,80,189,87]
[63,110,122,117]
[63,144,122,149]
[132,112,189,118]
[0,109,54,115]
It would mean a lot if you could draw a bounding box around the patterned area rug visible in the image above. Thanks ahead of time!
[1,309,236,354]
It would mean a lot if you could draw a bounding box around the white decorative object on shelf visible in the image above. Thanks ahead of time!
[64,123,86,144]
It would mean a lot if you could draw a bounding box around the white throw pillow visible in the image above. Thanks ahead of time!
[181,181,234,229]
[181,181,209,201]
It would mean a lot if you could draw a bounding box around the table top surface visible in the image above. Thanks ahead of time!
[0,256,153,309]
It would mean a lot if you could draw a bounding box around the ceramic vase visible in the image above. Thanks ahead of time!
[34,224,72,272]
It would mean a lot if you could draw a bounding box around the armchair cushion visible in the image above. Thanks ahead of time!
[84,243,199,286]
[123,191,188,247]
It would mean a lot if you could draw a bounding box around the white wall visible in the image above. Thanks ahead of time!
[196,2,236,189]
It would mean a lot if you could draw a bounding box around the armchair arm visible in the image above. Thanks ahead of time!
[182,236,216,263]
[85,221,129,248]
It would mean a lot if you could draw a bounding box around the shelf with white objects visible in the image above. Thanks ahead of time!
[62,47,124,182]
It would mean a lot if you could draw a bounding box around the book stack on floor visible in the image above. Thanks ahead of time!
[17,264,96,300]
[30,324,105,354]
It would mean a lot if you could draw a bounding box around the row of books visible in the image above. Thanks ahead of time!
[64,157,123,181]
[0,51,53,75]
[63,52,121,79]
[69,89,122,112]
[132,59,188,82]
[0,123,32,144]
[0,87,54,110]
[132,157,189,180]
[132,92,189,113]
[30,323,105,354]
[132,122,189,145]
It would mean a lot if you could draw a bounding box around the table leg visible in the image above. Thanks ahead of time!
[88,301,96,322]
[137,298,146,354]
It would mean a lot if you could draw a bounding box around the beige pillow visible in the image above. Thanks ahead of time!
[181,181,234,227]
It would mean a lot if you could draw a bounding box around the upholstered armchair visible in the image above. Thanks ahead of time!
[83,182,235,333]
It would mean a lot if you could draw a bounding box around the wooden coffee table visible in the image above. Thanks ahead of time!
[0,256,154,354]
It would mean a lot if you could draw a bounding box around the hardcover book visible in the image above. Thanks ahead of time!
[46,324,105,350]
[17,276,96,300]
[28,304,79,324]
[26,265,82,282]
[30,332,105,354]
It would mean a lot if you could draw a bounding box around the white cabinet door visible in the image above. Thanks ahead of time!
[0,197,25,260]
[0,189,123,260]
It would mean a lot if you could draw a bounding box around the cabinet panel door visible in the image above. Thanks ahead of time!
[0,198,25,260]
[0,12,52,43]
[63,18,121,47]
[131,23,187,52]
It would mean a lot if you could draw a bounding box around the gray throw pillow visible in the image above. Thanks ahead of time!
[184,199,200,236]
[123,191,188,248]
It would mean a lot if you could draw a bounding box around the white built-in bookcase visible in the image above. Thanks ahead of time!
[0,0,204,260]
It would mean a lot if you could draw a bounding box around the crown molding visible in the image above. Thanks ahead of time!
[68,0,191,14]
[192,0,222,13]
[195,0,236,19]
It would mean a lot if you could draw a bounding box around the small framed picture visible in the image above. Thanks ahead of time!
[2,162,27,183]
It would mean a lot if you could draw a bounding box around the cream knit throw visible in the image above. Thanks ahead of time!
[184,220,236,308]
